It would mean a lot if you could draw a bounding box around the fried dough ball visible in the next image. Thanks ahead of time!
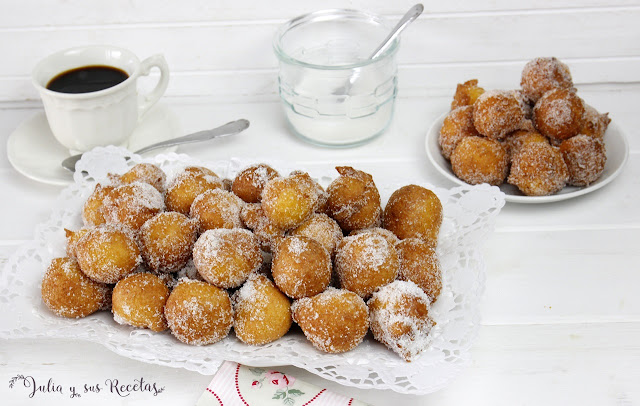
[164,279,233,345]
[75,225,141,284]
[533,88,585,143]
[41,257,111,318]
[112,272,170,332]
[272,236,331,299]
[231,164,279,203]
[438,106,480,160]
[117,163,166,193]
[334,233,398,298]
[451,79,485,110]
[232,273,292,345]
[559,134,607,186]
[64,227,90,258]
[192,228,262,289]
[521,57,574,103]
[288,213,342,256]
[349,227,399,248]
[165,166,224,215]
[326,166,382,232]
[82,184,115,227]
[190,189,244,232]
[503,130,549,160]
[102,182,165,230]
[240,203,285,252]
[368,280,434,362]
[451,136,509,186]
[473,90,532,140]
[261,172,323,231]
[508,142,569,196]
[140,212,198,273]
[580,104,611,140]
[383,185,443,246]
[292,288,369,354]
[396,238,442,303]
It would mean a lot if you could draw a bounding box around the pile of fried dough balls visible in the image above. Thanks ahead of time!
[439,56,610,196]
[41,162,444,362]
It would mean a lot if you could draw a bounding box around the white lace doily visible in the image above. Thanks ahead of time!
[0,147,505,395]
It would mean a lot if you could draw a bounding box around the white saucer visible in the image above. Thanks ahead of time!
[425,112,630,203]
[7,103,182,186]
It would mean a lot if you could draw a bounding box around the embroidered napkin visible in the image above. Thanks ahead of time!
[196,361,371,406]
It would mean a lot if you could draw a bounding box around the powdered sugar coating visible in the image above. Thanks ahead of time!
[521,57,574,102]
[559,134,607,186]
[533,88,585,142]
[231,163,279,203]
[349,227,399,248]
[439,105,480,160]
[292,287,369,354]
[272,236,331,299]
[261,172,323,231]
[288,213,343,256]
[140,212,198,273]
[192,228,262,289]
[326,166,382,232]
[580,104,611,140]
[82,183,115,227]
[165,166,224,215]
[396,238,442,303]
[508,142,569,196]
[334,233,398,298]
[368,280,434,362]
[164,279,233,346]
[232,273,292,345]
[41,257,111,318]
[102,182,165,230]
[117,163,167,193]
[451,136,509,186]
[111,272,169,332]
[75,224,142,284]
[190,188,245,231]
[240,203,285,252]
[473,90,532,140]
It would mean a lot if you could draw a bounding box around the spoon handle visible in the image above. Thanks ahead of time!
[369,4,424,60]
[134,119,250,154]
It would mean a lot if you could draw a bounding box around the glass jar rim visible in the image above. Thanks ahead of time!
[273,8,399,70]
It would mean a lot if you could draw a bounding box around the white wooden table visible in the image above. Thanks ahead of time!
[1,1,639,405]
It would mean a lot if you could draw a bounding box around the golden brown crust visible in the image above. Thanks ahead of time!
[231,164,280,203]
[521,57,574,103]
[292,288,369,354]
[41,257,111,318]
[334,233,398,298]
[451,136,508,186]
[82,183,115,227]
[117,163,166,193]
[439,105,480,160]
[508,142,569,196]
[112,272,170,331]
[473,90,532,140]
[559,134,606,186]
[165,166,224,215]
[533,88,585,142]
[396,238,442,303]
[164,279,233,345]
[451,79,485,110]
[75,225,141,284]
[140,212,198,273]
[190,189,245,232]
[383,185,442,246]
[272,236,331,299]
[261,172,322,231]
[192,229,262,289]
[326,166,381,232]
[232,273,292,345]
[102,182,165,230]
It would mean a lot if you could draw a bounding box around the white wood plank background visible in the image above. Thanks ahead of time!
[1,1,639,102]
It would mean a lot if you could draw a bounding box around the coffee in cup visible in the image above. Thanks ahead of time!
[32,45,170,153]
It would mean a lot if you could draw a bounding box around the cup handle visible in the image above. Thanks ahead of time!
[138,54,170,118]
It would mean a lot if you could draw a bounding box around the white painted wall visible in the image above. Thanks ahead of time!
[1,1,639,103]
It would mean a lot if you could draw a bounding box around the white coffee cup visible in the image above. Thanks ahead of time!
[32,45,170,153]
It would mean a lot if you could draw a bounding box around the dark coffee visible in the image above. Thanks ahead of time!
[46,65,129,94]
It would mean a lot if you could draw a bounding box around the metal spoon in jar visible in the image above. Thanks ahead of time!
[61,118,250,172]
[332,4,424,95]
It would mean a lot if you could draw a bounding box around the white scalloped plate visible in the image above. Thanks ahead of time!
[0,149,505,394]
[425,112,629,203]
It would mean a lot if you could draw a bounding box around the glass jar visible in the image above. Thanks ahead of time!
[273,9,399,147]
